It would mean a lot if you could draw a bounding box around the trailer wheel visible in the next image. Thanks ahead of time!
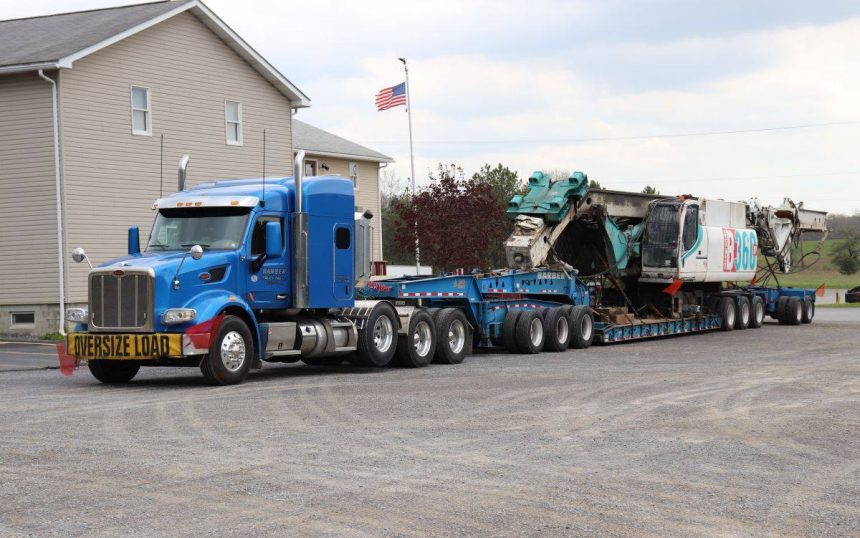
[735,296,750,330]
[776,296,789,324]
[515,310,545,354]
[502,310,522,354]
[433,308,470,364]
[544,307,571,352]
[801,298,814,324]
[785,297,803,326]
[536,307,549,320]
[424,307,442,321]
[719,297,736,331]
[393,309,436,368]
[88,360,141,384]
[356,302,399,367]
[200,315,253,385]
[569,306,594,349]
[749,296,765,329]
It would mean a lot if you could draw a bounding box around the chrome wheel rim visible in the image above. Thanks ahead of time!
[220,331,246,372]
[529,317,543,347]
[580,314,593,341]
[448,319,466,354]
[413,321,432,357]
[740,302,750,324]
[725,304,735,327]
[755,302,764,324]
[556,316,569,344]
[373,315,394,353]
[794,303,803,322]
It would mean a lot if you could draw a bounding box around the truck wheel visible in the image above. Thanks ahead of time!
[569,306,594,349]
[433,308,470,364]
[735,296,750,330]
[515,310,545,354]
[393,310,436,368]
[801,298,814,324]
[424,307,441,321]
[88,360,140,384]
[719,297,736,331]
[544,307,571,352]
[749,296,765,329]
[785,296,803,325]
[502,310,521,354]
[357,302,399,367]
[776,296,789,324]
[200,315,253,385]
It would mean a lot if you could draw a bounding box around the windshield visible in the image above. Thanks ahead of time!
[642,201,682,268]
[147,207,250,252]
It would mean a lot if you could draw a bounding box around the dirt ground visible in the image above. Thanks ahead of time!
[0,317,857,536]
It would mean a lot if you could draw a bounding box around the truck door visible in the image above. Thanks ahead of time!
[247,214,291,308]
[333,224,353,302]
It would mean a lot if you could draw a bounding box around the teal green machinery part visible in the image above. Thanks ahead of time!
[507,170,589,223]
[603,218,644,271]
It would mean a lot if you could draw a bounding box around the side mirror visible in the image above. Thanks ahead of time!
[128,226,140,255]
[72,248,86,263]
[265,221,282,259]
[189,244,204,260]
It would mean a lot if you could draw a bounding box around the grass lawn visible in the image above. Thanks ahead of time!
[817,302,860,308]
[756,239,858,290]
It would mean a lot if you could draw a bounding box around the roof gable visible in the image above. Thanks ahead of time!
[0,0,310,107]
[293,120,393,163]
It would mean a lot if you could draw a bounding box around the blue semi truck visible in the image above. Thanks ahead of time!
[62,153,826,385]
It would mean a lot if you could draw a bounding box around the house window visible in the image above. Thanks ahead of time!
[225,100,242,145]
[304,159,317,176]
[349,162,359,189]
[11,312,35,327]
[131,86,151,136]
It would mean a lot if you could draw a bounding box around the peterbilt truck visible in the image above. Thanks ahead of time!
[62,157,828,385]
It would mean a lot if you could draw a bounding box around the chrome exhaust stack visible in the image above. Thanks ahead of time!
[178,155,190,191]
[293,150,309,308]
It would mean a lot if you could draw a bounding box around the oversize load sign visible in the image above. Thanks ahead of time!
[67,333,182,360]
[722,228,758,272]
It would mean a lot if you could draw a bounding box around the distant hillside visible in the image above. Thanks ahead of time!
[759,238,858,289]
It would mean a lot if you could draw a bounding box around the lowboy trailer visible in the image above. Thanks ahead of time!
[60,155,827,385]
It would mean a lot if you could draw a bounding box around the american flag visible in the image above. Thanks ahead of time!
[375,82,407,111]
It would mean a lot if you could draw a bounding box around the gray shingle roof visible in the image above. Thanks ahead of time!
[0,0,192,69]
[293,120,393,163]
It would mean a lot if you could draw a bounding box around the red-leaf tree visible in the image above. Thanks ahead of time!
[393,164,507,272]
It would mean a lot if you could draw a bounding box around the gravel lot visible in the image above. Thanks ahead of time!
[0,317,857,536]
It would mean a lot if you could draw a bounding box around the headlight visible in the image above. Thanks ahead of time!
[65,307,88,323]
[162,308,197,325]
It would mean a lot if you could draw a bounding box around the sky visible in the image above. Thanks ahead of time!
[4,0,860,214]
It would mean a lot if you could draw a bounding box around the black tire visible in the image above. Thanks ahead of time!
[749,295,765,329]
[425,307,442,321]
[719,297,736,332]
[543,307,571,352]
[502,310,521,354]
[735,296,750,330]
[569,305,594,349]
[200,315,254,385]
[536,307,549,320]
[801,298,814,324]
[433,308,470,364]
[776,296,789,324]
[88,360,140,384]
[515,310,545,354]
[785,296,803,326]
[356,302,399,367]
[393,310,436,368]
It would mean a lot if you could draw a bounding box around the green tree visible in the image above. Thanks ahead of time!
[832,234,860,275]
[588,179,603,189]
[472,163,526,267]
[642,185,659,194]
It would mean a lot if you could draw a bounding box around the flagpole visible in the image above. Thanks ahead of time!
[399,57,420,274]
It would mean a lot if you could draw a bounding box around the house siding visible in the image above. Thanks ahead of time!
[59,11,294,302]
[0,73,59,305]
[305,156,383,260]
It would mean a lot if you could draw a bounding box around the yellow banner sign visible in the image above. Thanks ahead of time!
[67,333,182,360]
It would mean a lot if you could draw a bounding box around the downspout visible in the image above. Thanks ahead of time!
[38,69,65,335]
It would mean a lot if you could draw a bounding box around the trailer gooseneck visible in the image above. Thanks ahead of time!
[61,158,828,385]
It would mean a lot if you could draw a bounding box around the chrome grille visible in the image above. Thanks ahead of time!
[89,269,153,331]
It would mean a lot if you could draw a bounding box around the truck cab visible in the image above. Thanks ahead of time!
[64,153,395,385]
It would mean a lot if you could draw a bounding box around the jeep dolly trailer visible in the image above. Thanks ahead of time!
[505,170,828,341]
